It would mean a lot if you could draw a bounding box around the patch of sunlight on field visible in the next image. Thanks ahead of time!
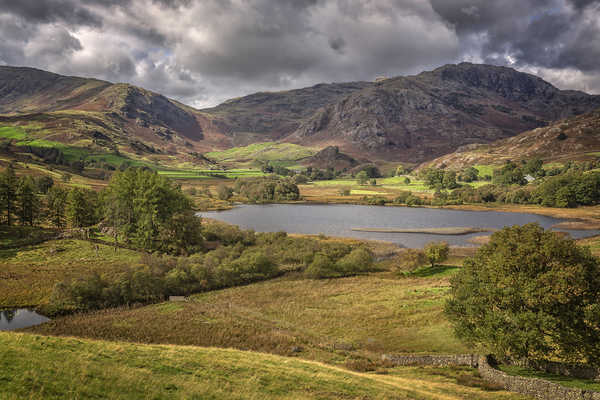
[351,189,385,195]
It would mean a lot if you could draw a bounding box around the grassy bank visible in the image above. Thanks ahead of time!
[0,238,141,308]
[0,332,528,400]
[28,268,471,363]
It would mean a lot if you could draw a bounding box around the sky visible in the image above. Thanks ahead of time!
[1,0,599,108]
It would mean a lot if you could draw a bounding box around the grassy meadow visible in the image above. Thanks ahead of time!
[0,332,529,400]
[0,238,141,307]
[28,262,472,362]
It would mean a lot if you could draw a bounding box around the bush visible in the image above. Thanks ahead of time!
[393,249,427,273]
[216,184,233,200]
[335,247,374,274]
[424,241,449,267]
[304,253,340,279]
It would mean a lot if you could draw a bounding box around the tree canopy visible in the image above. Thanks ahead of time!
[445,223,600,365]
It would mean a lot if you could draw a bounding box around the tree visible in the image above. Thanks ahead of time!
[274,179,300,200]
[493,161,526,186]
[393,249,427,273]
[16,176,39,226]
[35,176,54,194]
[460,167,479,183]
[442,171,459,189]
[158,211,203,255]
[423,241,449,267]
[445,224,600,365]
[46,186,68,228]
[216,184,233,200]
[65,188,99,228]
[356,171,369,185]
[0,165,18,225]
[104,168,200,253]
[424,168,445,189]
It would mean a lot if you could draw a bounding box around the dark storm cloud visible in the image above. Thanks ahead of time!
[0,0,599,106]
[0,0,106,26]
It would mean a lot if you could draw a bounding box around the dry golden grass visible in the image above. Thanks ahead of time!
[0,332,529,400]
[29,270,470,362]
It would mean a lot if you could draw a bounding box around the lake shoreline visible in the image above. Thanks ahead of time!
[205,199,600,226]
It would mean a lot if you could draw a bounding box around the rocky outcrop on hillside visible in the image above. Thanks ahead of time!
[288,63,600,162]
[302,145,358,170]
[201,82,372,140]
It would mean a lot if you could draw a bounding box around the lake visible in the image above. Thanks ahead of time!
[0,309,50,331]
[201,204,598,248]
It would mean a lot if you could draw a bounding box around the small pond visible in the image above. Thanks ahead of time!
[200,204,599,248]
[0,309,50,331]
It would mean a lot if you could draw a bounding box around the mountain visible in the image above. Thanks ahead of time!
[421,107,600,169]
[2,63,600,170]
[199,82,372,145]
[0,66,223,169]
[285,63,600,162]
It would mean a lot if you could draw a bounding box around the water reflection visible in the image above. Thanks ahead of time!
[0,309,50,331]
[201,204,599,248]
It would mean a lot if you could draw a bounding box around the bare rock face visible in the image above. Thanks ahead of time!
[289,63,600,162]
[118,85,203,140]
[200,82,372,140]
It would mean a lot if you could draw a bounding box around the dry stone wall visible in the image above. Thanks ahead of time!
[478,356,600,400]
[381,353,600,400]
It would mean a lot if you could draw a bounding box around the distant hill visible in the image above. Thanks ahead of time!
[421,108,600,169]
[0,66,220,169]
[285,63,600,162]
[2,63,600,170]
[200,82,372,145]
[301,145,359,170]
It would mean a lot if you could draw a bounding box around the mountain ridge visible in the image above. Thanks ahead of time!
[2,63,600,167]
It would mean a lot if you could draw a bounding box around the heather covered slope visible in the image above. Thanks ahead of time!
[287,63,600,162]
[3,63,600,167]
[423,107,600,169]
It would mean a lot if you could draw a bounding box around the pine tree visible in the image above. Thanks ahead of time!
[16,176,39,226]
[46,186,68,228]
[0,165,18,225]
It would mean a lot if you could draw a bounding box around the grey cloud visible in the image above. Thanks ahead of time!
[0,0,599,107]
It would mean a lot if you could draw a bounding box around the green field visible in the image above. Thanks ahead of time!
[158,168,266,179]
[0,126,28,140]
[205,142,317,166]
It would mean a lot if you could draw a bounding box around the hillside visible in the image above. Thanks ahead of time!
[200,82,372,145]
[0,332,530,400]
[0,66,219,171]
[286,63,600,162]
[3,63,600,170]
[423,108,600,169]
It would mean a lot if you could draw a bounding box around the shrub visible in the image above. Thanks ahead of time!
[393,249,427,273]
[335,247,374,274]
[424,241,449,267]
[304,253,339,279]
[216,184,233,200]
